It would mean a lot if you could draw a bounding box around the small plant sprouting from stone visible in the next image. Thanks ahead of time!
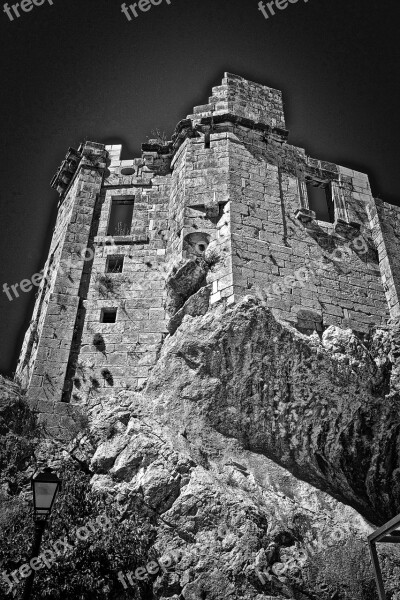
[108,261,123,274]
[115,222,131,236]
[29,320,39,343]
[101,369,114,386]
[147,128,169,145]
[204,247,221,269]
[92,333,106,355]
[96,273,114,296]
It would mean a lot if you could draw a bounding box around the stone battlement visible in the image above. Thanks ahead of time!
[15,73,400,436]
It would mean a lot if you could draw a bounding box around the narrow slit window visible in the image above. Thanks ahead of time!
[306,182,334,223]
[101,308,117,323]
[204,132,211,149]
[106,255,124,273]
[107,196,134,236]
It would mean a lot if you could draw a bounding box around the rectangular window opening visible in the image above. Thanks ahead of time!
[204,132,211,149]
[101,308,117,323]
[107,196,134,236]
[106,255,124,273]
[306,182,334,223]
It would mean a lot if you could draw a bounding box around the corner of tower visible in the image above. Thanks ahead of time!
[186,72,287,132]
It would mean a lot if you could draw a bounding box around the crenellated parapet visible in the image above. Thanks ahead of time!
[15,72,400,438]
[50,142,108,201]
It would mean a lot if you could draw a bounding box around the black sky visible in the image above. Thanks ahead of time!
[0,0,399,374]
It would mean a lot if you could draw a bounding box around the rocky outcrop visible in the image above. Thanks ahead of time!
[165,259,208,317]
[145,296,400,527]
[167,286,211,336]
[83,296,400,599]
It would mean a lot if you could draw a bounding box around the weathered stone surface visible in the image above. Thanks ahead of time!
[165,259,208,317]
[168,285,211,335]
[11,73,400,598]
[146,296,400,526]
[17,73,400,414]
[83,297,400,599]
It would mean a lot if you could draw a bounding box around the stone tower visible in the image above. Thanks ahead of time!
[15,73,400,435]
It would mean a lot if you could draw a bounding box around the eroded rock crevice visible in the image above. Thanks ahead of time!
[146,296,400,526]
[73,295,400,599]
[165,257,216,336]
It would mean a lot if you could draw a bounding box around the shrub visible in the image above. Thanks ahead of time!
[204,247,221,270]
[115,222,130,236]
[0,395,41,496]
[146,128,169,145]
[0,463,156,600]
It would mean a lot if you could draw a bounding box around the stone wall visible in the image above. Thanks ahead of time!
[15,73,400,436]
[64,143,172,402]
[16,143,107,400]
[187,71,286,129]
[228,135,391,333]
[369,198,400,318]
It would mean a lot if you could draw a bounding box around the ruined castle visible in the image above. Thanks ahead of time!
[15,72,400,435]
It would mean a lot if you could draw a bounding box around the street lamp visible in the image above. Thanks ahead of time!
[31,468,62,519]
[23,468,62,600]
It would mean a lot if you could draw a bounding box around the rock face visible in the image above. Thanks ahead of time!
[147,296,400,526]
[84,296,400,599]
[8,73,400,598]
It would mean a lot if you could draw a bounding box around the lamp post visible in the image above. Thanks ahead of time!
[22,467,61,600]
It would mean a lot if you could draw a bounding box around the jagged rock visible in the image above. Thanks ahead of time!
[165,258,208,316]
[146,296,400,526]
[85,296,400,599]
[168,285,211,335]
[3,296,400,598]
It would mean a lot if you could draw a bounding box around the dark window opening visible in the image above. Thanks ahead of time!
[107,197,134,236]
[121,167,135,176]
[306,182,334,223]
[204,132,211,149]
[106,255,124,273]
[101,308,117,323]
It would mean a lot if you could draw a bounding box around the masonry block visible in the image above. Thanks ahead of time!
[14,73,400,422]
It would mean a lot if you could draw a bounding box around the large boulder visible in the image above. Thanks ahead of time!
[85,296,400,599]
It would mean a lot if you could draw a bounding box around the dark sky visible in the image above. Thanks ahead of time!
[0,0,399,375]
